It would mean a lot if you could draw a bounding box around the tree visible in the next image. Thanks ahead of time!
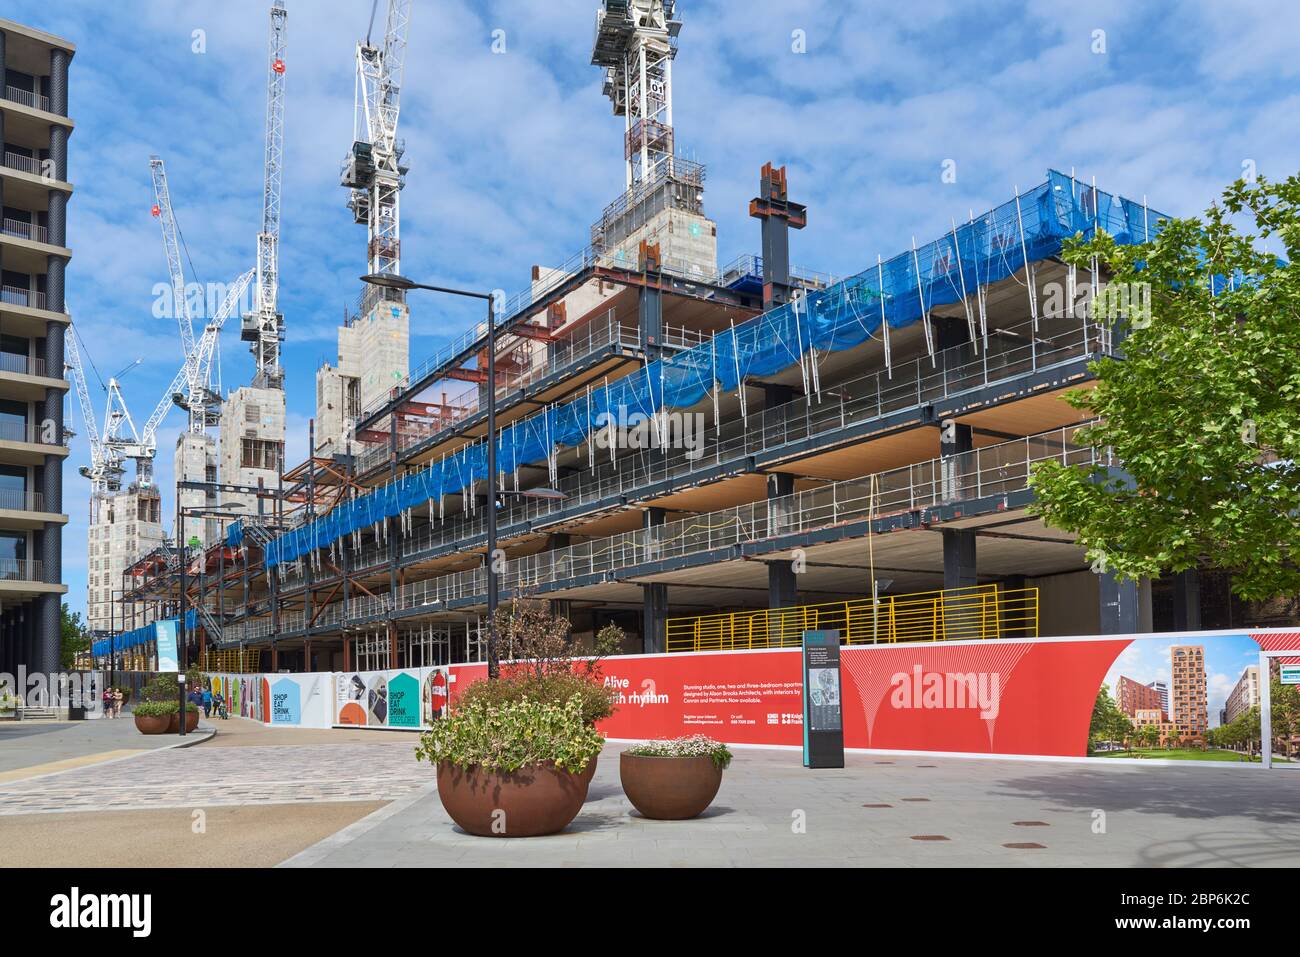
[1089,686,1131,752]
[60,603,89,671]
[1030,173,1300,601]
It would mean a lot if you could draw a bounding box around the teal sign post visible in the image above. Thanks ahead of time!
[802,630,844,769]
[1281,665,1300,686]
[155,620,179,674]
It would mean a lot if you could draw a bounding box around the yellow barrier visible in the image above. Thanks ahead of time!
[665,584,1038,653]
[200,649,263,674]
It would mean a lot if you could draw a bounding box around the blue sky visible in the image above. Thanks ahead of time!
[1103,634,1262,729]
[10,0,1299,623]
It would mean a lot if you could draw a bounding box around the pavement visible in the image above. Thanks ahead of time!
[0,716,209,782]
[6,716,1300,867]
[0,717,422,867]
[284,744,1300,868]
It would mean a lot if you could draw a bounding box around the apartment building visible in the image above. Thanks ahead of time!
[1224,664,1260,725]
[1171,645,1208,741]
[0,18,71,677]
[1116,675,1166,720]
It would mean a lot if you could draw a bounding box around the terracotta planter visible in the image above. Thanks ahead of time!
[620,752,723,820]
[134,713,170,735]
[436,760,591,837]
[165,710,200,733]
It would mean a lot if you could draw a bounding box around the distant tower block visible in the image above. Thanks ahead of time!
[315,300,410,457]
[590,0,716,279]
[175,432,219,547]
[220,385,286,519]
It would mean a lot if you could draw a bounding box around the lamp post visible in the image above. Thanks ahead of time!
[176,502,247,692]
[361,272,502,678]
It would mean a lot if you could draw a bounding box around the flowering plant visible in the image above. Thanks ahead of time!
[625,735,732,769]
[415,694,604,774]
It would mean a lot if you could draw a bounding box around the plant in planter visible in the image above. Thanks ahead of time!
[133,700,176,735]
[457,598,621,784]
[415,694,603,837]
[620,735,732,820]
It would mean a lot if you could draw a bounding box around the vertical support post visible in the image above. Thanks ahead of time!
[641,507,667,654]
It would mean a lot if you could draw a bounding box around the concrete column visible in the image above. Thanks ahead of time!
[1099,572,1140,634]
[50,48,70,119]
[641,508,667,654]
[941,528,978,639]
[767,472,797,609]
[1172,569,1200,631]
[942,529,977,591]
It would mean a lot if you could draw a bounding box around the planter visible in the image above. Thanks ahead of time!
[620,752,723,820]
[165,710,200,733]
[134,713,170,735]
[436,760,591,837]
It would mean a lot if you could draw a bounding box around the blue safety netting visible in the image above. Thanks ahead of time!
[263,170,1170,569]
[226,521,244,547]
[94,609,199,658]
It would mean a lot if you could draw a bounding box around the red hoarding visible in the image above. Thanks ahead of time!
[451,637,1133,757]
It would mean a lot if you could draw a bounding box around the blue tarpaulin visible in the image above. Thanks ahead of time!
[263,171,1169,569]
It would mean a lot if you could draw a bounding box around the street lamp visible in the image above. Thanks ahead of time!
[361,272,504,678]
[176,502,247,686]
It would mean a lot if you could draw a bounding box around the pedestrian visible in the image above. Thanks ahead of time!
[201,686,213,718]
[112,688,123,718]
[102,687,114,719]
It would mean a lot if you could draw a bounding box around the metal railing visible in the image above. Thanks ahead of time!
[665,585,1040,652]
[0,285,46,310]
[373,314,1106,562]
[351,309,641,475]
[0,488,44,512]
[1,217,49,244]
[377,422,1099,612]
[0,352,44,377]
[354,238,763,427]
[2,151,42,176]
[0,558,45,582]
[4,85,51,113]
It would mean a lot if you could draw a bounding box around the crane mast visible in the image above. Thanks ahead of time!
[243,0,288,390]
[341,0,412,292]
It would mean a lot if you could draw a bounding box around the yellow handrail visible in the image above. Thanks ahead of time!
[665,584,1039,653]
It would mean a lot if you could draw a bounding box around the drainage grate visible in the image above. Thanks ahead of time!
[874,761,895,765]
[1013,821,1050,827]
[862,803,893,808]
[911,835,950,841]
[901,797,930,802]
[1003,842,1046,849]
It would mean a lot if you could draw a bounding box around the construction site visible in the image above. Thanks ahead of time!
[87,0,1288,679]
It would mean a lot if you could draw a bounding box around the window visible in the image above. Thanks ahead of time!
[240,438,283,472]
[0,399,27,442]
[0,531,26,563]
[0,334,28,374]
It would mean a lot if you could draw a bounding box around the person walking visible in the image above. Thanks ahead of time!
[102,687,114,719]
[112,688,123,719]
[201,686,213,719]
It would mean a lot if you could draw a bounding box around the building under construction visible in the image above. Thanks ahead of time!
[98,0,1278,677]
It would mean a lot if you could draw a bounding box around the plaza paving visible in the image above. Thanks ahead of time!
[4,717,1300,866]
[286,745,1300,868]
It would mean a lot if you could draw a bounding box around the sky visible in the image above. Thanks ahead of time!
[1103,633,1262,730]
[9,0,1299,623]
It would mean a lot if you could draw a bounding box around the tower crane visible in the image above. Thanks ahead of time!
[108,269,256,489]
[150,155,223,430]
[64,326,130,521]
[242,0,288,390]
[341,0,412,289]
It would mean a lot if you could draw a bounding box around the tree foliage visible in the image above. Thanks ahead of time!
[60,603,89,671]
[1030,173,1300,600]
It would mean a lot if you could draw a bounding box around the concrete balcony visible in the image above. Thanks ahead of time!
[0,351,65,403]
[0,556,66,604]
[0,487,65,531]
[0,418,70,464]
